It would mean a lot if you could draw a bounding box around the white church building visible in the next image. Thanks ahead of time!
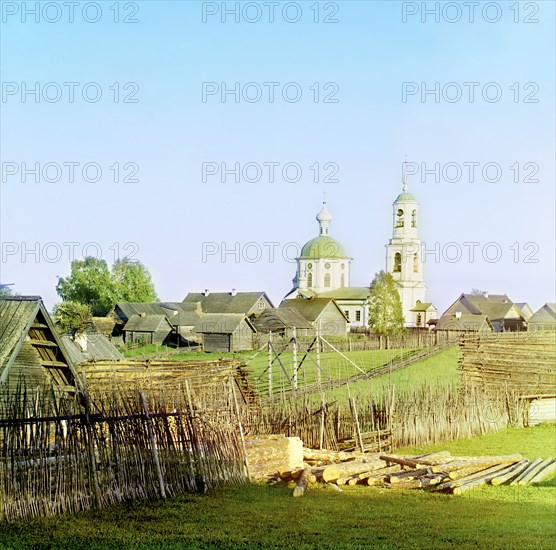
[284,176,437,328]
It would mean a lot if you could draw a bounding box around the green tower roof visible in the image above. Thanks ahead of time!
[299,235,348,260]
[395,191,417,202]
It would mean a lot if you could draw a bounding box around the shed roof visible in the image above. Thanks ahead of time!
[253,308,312,331]
[124,314,173,333]
[279,298,348,322]
[61,333,123,364]
[194,314,255,334]
[436,313,492,331]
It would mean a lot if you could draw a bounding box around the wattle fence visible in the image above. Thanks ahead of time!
[0,381,247,523]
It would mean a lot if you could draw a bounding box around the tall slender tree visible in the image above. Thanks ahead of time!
[367,270,405,336]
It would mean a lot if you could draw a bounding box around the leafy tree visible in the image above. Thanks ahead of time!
[52,301,92,333]
[56,257,114,316]
[367,270,405,336]
[112,259,158,303]
[0,285,13,297]
[56,257,158,316]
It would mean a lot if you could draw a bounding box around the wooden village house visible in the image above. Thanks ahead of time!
[439,292,527,332]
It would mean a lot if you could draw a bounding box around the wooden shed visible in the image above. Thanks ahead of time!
[278,298,349,338]
[252,307,312,339]
[194,314,256,352]
[123,313,174,345]
[0,296,83,396]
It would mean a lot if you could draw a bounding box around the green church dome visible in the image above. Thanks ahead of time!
[300,235,348,259]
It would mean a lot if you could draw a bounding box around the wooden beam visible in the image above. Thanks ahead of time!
[41,360,70,368]
[30,340,58,348]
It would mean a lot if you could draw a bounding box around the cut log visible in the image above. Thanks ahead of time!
[490,460,530,485]
[432,454,522,473]
[379,455,420,469]
[389,468,431,483]
[303,448,371,464]
[448,457,520,480]
[517,458,554,485]
[530,461,556,484]
[322,458,385,483]
[412,451,452,464]
[293,467,312,497]
[510,458,543,486]
[388,479,422,490]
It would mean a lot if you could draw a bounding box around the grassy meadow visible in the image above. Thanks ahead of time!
[1,424,554,550]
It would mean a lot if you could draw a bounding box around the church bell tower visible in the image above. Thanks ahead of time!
[385,168,428,326]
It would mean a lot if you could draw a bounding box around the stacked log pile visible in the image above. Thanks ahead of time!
[459,332,556,395]
[245,435,304,478]
[273,448,556,496]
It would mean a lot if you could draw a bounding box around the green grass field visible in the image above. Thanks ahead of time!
[1,424,554,549]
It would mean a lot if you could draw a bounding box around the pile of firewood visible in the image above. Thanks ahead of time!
[274,448,556,497]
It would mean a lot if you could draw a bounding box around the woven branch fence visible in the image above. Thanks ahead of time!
[0,380,247,523]
[244,384,524,452]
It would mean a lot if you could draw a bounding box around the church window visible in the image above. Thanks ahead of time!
[307,263,313,270]
[344,310,350,320]
[416,313,422,327]
[413,253,419,273]
[341,263,345,270]
[394,253,402,272]
[307,273,313,287]
[356,310,361,322]
[412,210,417,228]
[396,209,404,227]
[341,274,345,287]
[258,301,265,310]
[325,262,331,269]
[324,273,331,288]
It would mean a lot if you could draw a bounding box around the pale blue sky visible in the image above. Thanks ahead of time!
[1,0,555,313]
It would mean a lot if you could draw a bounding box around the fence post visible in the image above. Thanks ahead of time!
[292,327,298,391]
[231,378,251,482]
[140,391,166,498]
[268,331,273,398]
[84,395,103,509]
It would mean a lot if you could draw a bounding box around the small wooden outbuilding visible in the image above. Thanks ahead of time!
[194,314,256,352]
[123,314,174,345]
[0,296,83,395]
[278,298,349,338]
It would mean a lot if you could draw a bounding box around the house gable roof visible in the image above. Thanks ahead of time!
[183,292,274,314]
[529,303,556,325]
[0,296,83,392]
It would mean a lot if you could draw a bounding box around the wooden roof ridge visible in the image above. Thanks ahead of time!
[0,297,85,393]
